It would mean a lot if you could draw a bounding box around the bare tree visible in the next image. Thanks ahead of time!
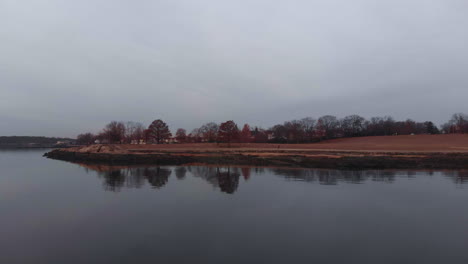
[175,128,187,143]
[448,113,468,133]
[270,124,288,143]
[341,115,366,137]
[367,116,395,136]
[132,123,145,143]
[199,122,219,142]
[285,120,307,143]
[125,121,145,144]
[300,117,316,142]
[103,121,126,143]
[317,115,340,139]
[76,133,95,145]
[147,119,171,144]
[188,128,202,143]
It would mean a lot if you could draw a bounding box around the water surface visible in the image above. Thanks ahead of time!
[1,149,468,264]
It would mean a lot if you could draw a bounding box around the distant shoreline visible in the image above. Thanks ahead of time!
[0,136,76,149]
[0,145,72,149]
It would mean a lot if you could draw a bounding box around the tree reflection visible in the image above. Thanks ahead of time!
[175,167,187,180]
[124,167,146,189]
[442,170,468,185]
[102,170,126,192]
[79,163,468,192]
[89,165,172,191]
[188,166,241,194]
[241,167,251,180]
[217,167,240,194]
[187,166,219,187]
[144,167,171,189]
[271,168,397,185]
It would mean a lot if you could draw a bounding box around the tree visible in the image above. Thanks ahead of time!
[382,116,396,135]
[175,128,187,143]
[217,120,240,146]
[148,119,171,144]
[253,128,269,143]
[270,124,288,142]
[299,117,316,142]
[441,122,451,134]
[143,129,151,143]
[317,115,340,139]
[341,115,366,137]
[133,123,145,143]
[103,121,126,143]
[188,128,202,143]
[401,119,416,135]
[367,116,395,136]
[125,121,145,144]
[76,133,95,145]
[240,124,252,143]
[199,122,219,142]
[284,120,306,143]
[448,113,468,133]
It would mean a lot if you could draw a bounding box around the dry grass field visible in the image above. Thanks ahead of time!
[86,134,468,153]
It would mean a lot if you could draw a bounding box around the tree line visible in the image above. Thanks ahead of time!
[76,113,468,145]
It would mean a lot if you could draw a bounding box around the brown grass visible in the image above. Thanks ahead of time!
[108,134,468,153]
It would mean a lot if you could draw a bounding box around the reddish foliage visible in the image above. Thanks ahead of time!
[240,124,252,143]
[217,120,240,146]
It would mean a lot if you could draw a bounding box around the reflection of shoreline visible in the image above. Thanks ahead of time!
[441,170,468,185]
[79,164,468,192]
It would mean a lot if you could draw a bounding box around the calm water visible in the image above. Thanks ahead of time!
[1,149,468,264]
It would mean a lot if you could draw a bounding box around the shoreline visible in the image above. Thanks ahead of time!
[44,145,468,169]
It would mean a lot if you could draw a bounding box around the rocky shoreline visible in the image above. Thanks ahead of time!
[44,146,468,169]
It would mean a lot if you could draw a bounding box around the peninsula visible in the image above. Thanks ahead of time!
[45,134,468,169]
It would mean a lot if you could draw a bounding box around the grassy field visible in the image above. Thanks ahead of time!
[73,134,468,153]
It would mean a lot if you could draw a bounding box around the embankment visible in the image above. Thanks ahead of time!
[44,141,468,169]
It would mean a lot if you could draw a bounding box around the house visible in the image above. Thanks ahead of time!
[164,137,178,144]
[266,131,274,140]
[130,139,146,144]
[55,140,72,146]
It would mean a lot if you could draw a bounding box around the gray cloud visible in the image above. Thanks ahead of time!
[1,0,467,137]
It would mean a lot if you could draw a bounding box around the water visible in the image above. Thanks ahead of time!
[1,149,468,264]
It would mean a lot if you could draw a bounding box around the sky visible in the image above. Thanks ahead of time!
[1,0,467,137]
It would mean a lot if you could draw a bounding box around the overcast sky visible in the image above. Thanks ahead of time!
[1,0,467,137]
